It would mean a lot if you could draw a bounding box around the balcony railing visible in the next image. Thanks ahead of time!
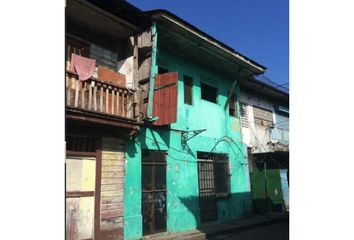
[66,71,135,120]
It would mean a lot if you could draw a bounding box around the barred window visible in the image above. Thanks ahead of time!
[239,102,249,128]
[197,152,230,197]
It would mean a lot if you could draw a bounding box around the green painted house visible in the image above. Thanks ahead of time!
[124,10,266,239]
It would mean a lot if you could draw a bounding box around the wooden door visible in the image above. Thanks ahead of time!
[66,156,96,240]
[141,150,167,235]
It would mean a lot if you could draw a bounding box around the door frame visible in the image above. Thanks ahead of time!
[66,137,102,240]
[141,149,167,236]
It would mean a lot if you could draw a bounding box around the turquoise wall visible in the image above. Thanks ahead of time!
[124,43,252,239]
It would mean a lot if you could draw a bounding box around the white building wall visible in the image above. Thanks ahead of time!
[117,56,134,89]
[239,92,275,153]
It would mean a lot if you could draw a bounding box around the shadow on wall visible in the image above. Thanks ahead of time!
[176,192,255,231]
[252,197,285,214]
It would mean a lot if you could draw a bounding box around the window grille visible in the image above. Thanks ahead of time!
[240,102,249,127]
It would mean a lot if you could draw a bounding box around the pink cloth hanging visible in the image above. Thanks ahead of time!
[70,53,96,81]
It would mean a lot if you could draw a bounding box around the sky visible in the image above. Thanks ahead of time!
[127,0,289,87]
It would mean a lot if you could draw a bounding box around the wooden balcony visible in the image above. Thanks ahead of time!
[66,70,140,131]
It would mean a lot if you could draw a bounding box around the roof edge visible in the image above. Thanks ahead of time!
[146,9,267,73]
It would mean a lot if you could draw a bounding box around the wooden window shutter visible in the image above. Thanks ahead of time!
[152,72,178,125]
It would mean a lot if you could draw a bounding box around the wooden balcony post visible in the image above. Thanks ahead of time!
[105,88,109,114]
[74,79,79,107]
[100,86,104,112]
[88,83,92,110]
[111,89,115,115]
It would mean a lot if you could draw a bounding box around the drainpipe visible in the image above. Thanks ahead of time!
[147,22,158,120]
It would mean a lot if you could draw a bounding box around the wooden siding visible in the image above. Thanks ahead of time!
[152,72,178,125]
[100,137,125,240]
[136,29,153,119]
[253,106,273,126]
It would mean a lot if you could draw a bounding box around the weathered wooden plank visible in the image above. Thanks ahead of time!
[102,152,125,158]
[102,153,124,159]
[119,89,124,117]
[88,83,92,110]
[122,90,126,117]
[66,76,71,106]
[128,94,133,119]
[111,90,115,115]
[101,171,125,178]
[106,88,109,114]
[101,178,124,185]
[152,72,178,125]
[102,165,124,172]
[74,79,79,107]
[101,196,124,204]
[100,221,123,231]
[101,154,120,161]
[101,190,124,198]
[81,82,86,108]
[102,160,125,166]
[100,209,124,219]
[93,85,97,111]
[100,203,124,211]
[101,184,124,192]
[100,86,104,112]
[116,90,120,116]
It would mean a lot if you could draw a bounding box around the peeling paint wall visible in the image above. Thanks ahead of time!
[117,56,134,89]
[239,92,276,153]
[124,45,252,239]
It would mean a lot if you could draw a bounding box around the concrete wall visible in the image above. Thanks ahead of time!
[117,56,134,89]
[124,47,252,239]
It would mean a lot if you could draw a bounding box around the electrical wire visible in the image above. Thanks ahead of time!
[249,127,289,169]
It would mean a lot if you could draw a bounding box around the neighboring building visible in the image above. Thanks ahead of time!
[65,1,152,239]
[123,10,266,239]
[238,76,289,214]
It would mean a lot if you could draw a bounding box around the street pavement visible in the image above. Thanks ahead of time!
[210,222,289,240]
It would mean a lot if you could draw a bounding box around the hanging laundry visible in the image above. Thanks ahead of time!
[71,53,96,81]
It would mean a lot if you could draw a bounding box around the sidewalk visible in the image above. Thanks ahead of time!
[143,212,289,240]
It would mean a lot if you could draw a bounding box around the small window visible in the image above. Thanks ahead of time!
[66,36,90,61]
[229,94,237,117]
[90,44,117,71]
[184,75,193,105]
[201,82,217,103]
[158,67,168,74]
